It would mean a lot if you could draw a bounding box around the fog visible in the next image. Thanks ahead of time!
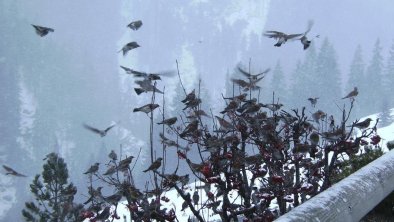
[1,0,394,220]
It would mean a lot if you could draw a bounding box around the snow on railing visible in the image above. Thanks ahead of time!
[275,149,394,222]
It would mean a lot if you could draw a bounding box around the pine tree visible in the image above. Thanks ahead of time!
[363,39,384,115]
[315,38,341,115]
[346,45,365,118]
[384,40,394,108]
[270,60,287,104]
[22,153,84,222]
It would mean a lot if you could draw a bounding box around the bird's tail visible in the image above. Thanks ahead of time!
[133,108,140,112]
[135,88,144,95]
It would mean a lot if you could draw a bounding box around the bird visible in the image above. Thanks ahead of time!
[117,156,134,171]
[83,123,116,137]
[183,98,201,110]
[220,100,240,114]
[231,78,261,91]
[238,67,270,81]
[264,30,303,47]
[84,163,100,174]
[215,116,234,131]
[182,90,196,103]
[108,150,117,161]
[83,186,103,204]
[143,158,163,172]
[311,110,326,123]
[179,174,190,187]
[134,79,163,95]
[180,120,199,137]
[121,66,175,81]
[103,165,116,176]
[181,193,191,211]
[127,20,143,30]
[157,117,177,126]
[308,97,319,107]
[118,42,140,56]
[298,20,314,50]
[31,24,54,37]
[186,109,210,119]
[159,133,188,150]
[192,191,199,206]
[2,165,27,177]
[104,193,123,205]
[95,206,111,221]
[342,87,358,100]
[348,118,372,130]
[133,104,159,114]
[262,103,283,112]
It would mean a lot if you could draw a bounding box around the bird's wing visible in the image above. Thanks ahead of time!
[104,124,116,133]
[256,68,271,76]
[130,69,148,77]
[83,124,102,134]
[304,20,314,35]
[237,67,251,77]
[120,65,133,73]
[3,165,17,174]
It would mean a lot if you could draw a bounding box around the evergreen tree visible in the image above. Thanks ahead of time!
[363,39,384,115]
[270,60,287,104]
[289,44,318,109]
[22,153,83,222]
[346,45,365,118]
[384,40,394,108]
[315,38,341,115]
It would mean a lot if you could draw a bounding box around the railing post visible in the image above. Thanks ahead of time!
[275,149,394,222]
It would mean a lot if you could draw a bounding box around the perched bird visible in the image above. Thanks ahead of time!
[311,110,326,123]
[192,190,199,206]
[264,30,302,47]
[143,158,163,172]
[84,186,103,204]
[118,42,140,56]
[133,103,159,114]
[104,193,123,205]
[157,117,177,126]
[2,165,27,177]
[220,100,240,114]
[31,24,54,37]
[117,156,134,171]
[103,165,116,176]
[134,79,163,95]
[127,20,143,30]
[179,174,190,187]
[238,67,270,81]
[342,87,358,100]
[182,90,196,103]
[181,193,191,211]
[215,116,234,131]
[223,93,248,103]
[262,103,283,112]
[83,123,116,137]
[308,97,319,107]
[95,206,111,221]
[183,98,201,110]
[180,120,199,138]
[84,163,100,174]
[108,150,117,161]
[348,118,372,130]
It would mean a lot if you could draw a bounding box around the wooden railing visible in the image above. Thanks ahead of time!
[275,149,394,222]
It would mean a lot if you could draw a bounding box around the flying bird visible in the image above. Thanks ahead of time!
[127,20,143,30]
[83,123,116,137]
[238,67,270,81]
[264,30,303,47]
[120,66,175,81]
[342,87,358,100]
[143,158,163,172]
[308,97,319,107]
[84,163,99,174]
[133,103,159,114]
[157,117,177,126]
[118,42,140,56]
[31,24,54,37]
[3,165,27,177]
[134,79,163,95]
[299,20,314,50]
